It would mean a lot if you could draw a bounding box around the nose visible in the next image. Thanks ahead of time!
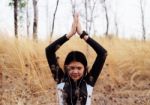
[72,69,78,73]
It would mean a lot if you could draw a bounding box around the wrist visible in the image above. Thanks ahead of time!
[79,30,83,35]
[83,35,89,40]
[66,33,72,39]
[80,31,88,39]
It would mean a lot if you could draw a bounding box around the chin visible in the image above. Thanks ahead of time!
[72,78,79,81]
[72,77,81,81]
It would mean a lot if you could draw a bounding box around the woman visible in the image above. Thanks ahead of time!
[45,14,107,105]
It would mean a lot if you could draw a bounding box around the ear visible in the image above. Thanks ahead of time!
[64,65,69,73]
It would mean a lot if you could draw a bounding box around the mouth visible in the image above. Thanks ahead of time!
[70,74,80,78]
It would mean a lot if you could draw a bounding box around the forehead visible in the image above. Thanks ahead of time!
[68,61,84,67]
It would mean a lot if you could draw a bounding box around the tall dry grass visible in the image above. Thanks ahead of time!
[1,34,150,105]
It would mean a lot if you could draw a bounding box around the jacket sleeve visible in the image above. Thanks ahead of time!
[45,35,69,84]
[85,37,107,86]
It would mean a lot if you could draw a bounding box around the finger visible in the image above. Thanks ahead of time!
[72,19,76,29]
[73,16,77,26]
[74,12,78,18]
[74,15,77,25]
[74,12,78,22]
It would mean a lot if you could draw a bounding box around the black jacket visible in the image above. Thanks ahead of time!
[46,35,107,105]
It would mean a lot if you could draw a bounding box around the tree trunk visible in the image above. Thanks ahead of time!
[50,0,60,39]
[26,0,30,38]
[140,0,146,41]
[33,0,38,41]
[84,0,89,58]
[70,0,76,16]
[104,4,109,36]
[114,14,118,36]
[101,0,109,36]
[14,0,18,38]
[85,0,88,32]
[88,0,97,35]
[46,0,49,38]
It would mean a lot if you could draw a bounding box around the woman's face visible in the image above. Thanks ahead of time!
[67,61,84,81]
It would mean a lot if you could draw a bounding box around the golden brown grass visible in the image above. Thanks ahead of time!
[1,34,150,105]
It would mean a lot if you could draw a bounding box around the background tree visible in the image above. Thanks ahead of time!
[114,14,118,36]
[9,0,26,38]
[32,0,38,40]
[26,0,30,37]
[70,0,76,16]
[112,0,118,37]
[139,0,146,41]
[9,0,19,38]
[80,0,97,34]
[100,0,109,36]
[50,0,60,39]
[88,0,97,35]
[84,0,88,32]
[46,0,49,38]
[14,0,18,38]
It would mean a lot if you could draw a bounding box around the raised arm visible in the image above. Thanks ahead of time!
[45,15,77,83]
[45,35,68,83]
[85,36,107,86]
[76,14,107,86]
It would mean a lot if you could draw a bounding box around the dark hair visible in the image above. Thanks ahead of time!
[64,51,87,69]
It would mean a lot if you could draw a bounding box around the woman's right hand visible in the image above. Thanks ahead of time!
[76,13,83,35]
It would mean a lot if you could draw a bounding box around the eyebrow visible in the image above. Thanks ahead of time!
[68,66,82,68]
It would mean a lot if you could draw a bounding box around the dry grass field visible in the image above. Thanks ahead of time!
[1,34,150,105]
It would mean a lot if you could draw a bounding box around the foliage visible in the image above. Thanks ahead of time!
[8,0,27,26]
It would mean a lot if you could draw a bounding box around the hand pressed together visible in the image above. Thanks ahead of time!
[66,13,84,39]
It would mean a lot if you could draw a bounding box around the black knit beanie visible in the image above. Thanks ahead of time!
[64,51,87,69]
